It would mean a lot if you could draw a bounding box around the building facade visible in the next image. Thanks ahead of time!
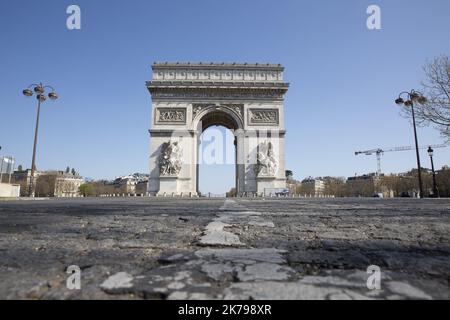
[112,173,149,195]
[301,177,325,196]
[12,169,83,197]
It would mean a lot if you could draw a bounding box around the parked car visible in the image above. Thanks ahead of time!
[275,189,290,197]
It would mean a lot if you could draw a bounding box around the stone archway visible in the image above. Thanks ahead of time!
[194,108,241,195]
[146,62,289,196]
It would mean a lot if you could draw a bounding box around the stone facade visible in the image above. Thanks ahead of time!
[112,173,150,195]
[147,62,289,196]
[53,175,83,198]
[12,169,83,197]
[301,178,325,197]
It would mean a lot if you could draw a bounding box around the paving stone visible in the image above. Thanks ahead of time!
[100,272,134,291]
[199,221,243,246]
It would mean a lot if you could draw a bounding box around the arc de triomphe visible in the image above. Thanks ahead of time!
[146,62,289,196]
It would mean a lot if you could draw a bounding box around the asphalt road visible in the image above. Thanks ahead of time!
[0,197,449,299]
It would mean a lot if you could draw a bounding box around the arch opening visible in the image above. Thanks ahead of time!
[196,110,239,197]
[195,107,243,132]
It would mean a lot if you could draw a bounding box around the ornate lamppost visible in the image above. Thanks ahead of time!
[23,83,58,197]
[395,89,427,198]
[427,146,439,198]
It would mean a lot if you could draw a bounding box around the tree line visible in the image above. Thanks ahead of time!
[292,167,450,198]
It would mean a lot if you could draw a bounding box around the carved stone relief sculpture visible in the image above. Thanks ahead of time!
[254,141,278,177]
[156,108,186,124]
[192,103,243,122]
[249,109,279,125]
[159,141,183,176]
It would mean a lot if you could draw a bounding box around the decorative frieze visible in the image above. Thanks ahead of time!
[192,103,244,122]
[221,104,243,118]
[155,108,186,124]
[248,108,279,125]
[150,88,286,101]
[192,104,215,119]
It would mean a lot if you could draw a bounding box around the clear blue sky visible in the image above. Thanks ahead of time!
[1,0,449,194]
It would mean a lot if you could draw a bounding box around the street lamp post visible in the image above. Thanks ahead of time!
[395,90,427,198]
[427,147,439,198]
[23,83,58,197]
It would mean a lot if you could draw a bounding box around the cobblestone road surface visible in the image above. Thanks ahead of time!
[0,197,448,299]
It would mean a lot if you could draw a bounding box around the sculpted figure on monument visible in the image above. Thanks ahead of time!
[255,141,278,176]
[159,141,182,176]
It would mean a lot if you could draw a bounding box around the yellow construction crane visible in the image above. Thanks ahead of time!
[355,144,448,176]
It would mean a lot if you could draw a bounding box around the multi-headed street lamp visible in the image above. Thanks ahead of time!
[427,146,439,198]
[23,83,58,197]
[395,89,427,198]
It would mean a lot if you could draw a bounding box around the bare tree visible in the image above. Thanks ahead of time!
[35,174,57,197]
[323,177,346,197]
[402,55,450,140]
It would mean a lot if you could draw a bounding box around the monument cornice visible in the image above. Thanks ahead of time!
[152,62,284,71]
[147,82,289,101]
[149,129,286,137]
[149,129,196,137]
[148,87,288,101]
[243,130,286,137]
[146,81,289,90]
